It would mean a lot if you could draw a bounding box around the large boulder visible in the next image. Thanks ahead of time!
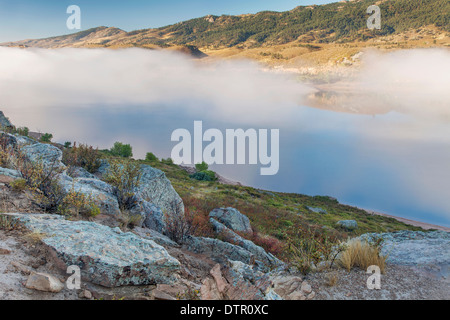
[209,218,283,270]
[22,143,65,169]
[58,174,121,216]
[210,207,252,234]
[2,213,181,287]
[136,165,184,216]
[98,161,184,219]
[132,198,167,233]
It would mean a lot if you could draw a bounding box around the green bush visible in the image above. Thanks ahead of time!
[16,127,29,137]
[190,170,217,182]
[62,143,101,174]
[195,162,209,172]
[110,142,133,158]
[190,162,217,181]
[40,133,53,143]
[145,152,158,161]
[161,158,174,165]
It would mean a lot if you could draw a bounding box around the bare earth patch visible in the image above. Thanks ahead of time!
[307,265,450,300]
[0,229,79,300]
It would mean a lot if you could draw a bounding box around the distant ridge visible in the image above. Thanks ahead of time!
[1,0,448,51]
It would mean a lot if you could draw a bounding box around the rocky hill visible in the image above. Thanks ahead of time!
[1,113,449,300]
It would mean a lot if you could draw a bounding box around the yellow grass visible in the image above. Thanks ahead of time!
[338,239,387,274]
[23,231,48,244]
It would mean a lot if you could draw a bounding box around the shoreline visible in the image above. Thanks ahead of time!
[180,165,450,233]
[366,210,450,232]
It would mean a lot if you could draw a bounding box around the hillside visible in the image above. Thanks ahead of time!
[2,0,448,56]
[1,114,449,301]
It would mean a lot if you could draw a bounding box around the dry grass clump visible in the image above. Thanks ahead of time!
[325,271,339,287]
[338,239,387,274]
[23,231,48,244]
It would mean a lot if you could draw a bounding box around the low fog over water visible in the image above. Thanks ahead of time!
[0,47,449,227]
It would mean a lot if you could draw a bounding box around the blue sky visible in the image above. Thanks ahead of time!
[0,0,336,42]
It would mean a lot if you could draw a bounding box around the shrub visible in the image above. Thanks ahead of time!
[161,158,174,165]
[16,127,29,137]
[0,135,13,168]
[284,224,343,274]
[10,151,66,213]
[250,233,284,257]
[189,171,216,181]
[40,133,53,143]
[190,162,217,181]
[195,162,209,172]
[62,142,101,174]
[110,142,133,158]
[165,200,198,244]
[58,189,100,218]
[103,160,142,210]
[145,152,158,162]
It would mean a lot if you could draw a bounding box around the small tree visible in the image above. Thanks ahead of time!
[110,142,133,158]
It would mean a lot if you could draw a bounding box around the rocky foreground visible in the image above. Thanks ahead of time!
[1,128,449,300]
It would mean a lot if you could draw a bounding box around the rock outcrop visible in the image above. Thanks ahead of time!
[0,111,13,128]
[136,165,185,216]
[184,236,256,266]
[98,161,185,224]
[209,218,283,270]
[270,275,316,300]
[200,262,281,300]
[2,213,181,287]
[22,143,65,169]
[361,230,450,278]
[210,207,253,234]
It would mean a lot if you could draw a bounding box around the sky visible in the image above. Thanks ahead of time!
[0,0,336,42]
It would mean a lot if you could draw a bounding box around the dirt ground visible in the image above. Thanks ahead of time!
[306,264,449,300]
[0,229,80,300]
